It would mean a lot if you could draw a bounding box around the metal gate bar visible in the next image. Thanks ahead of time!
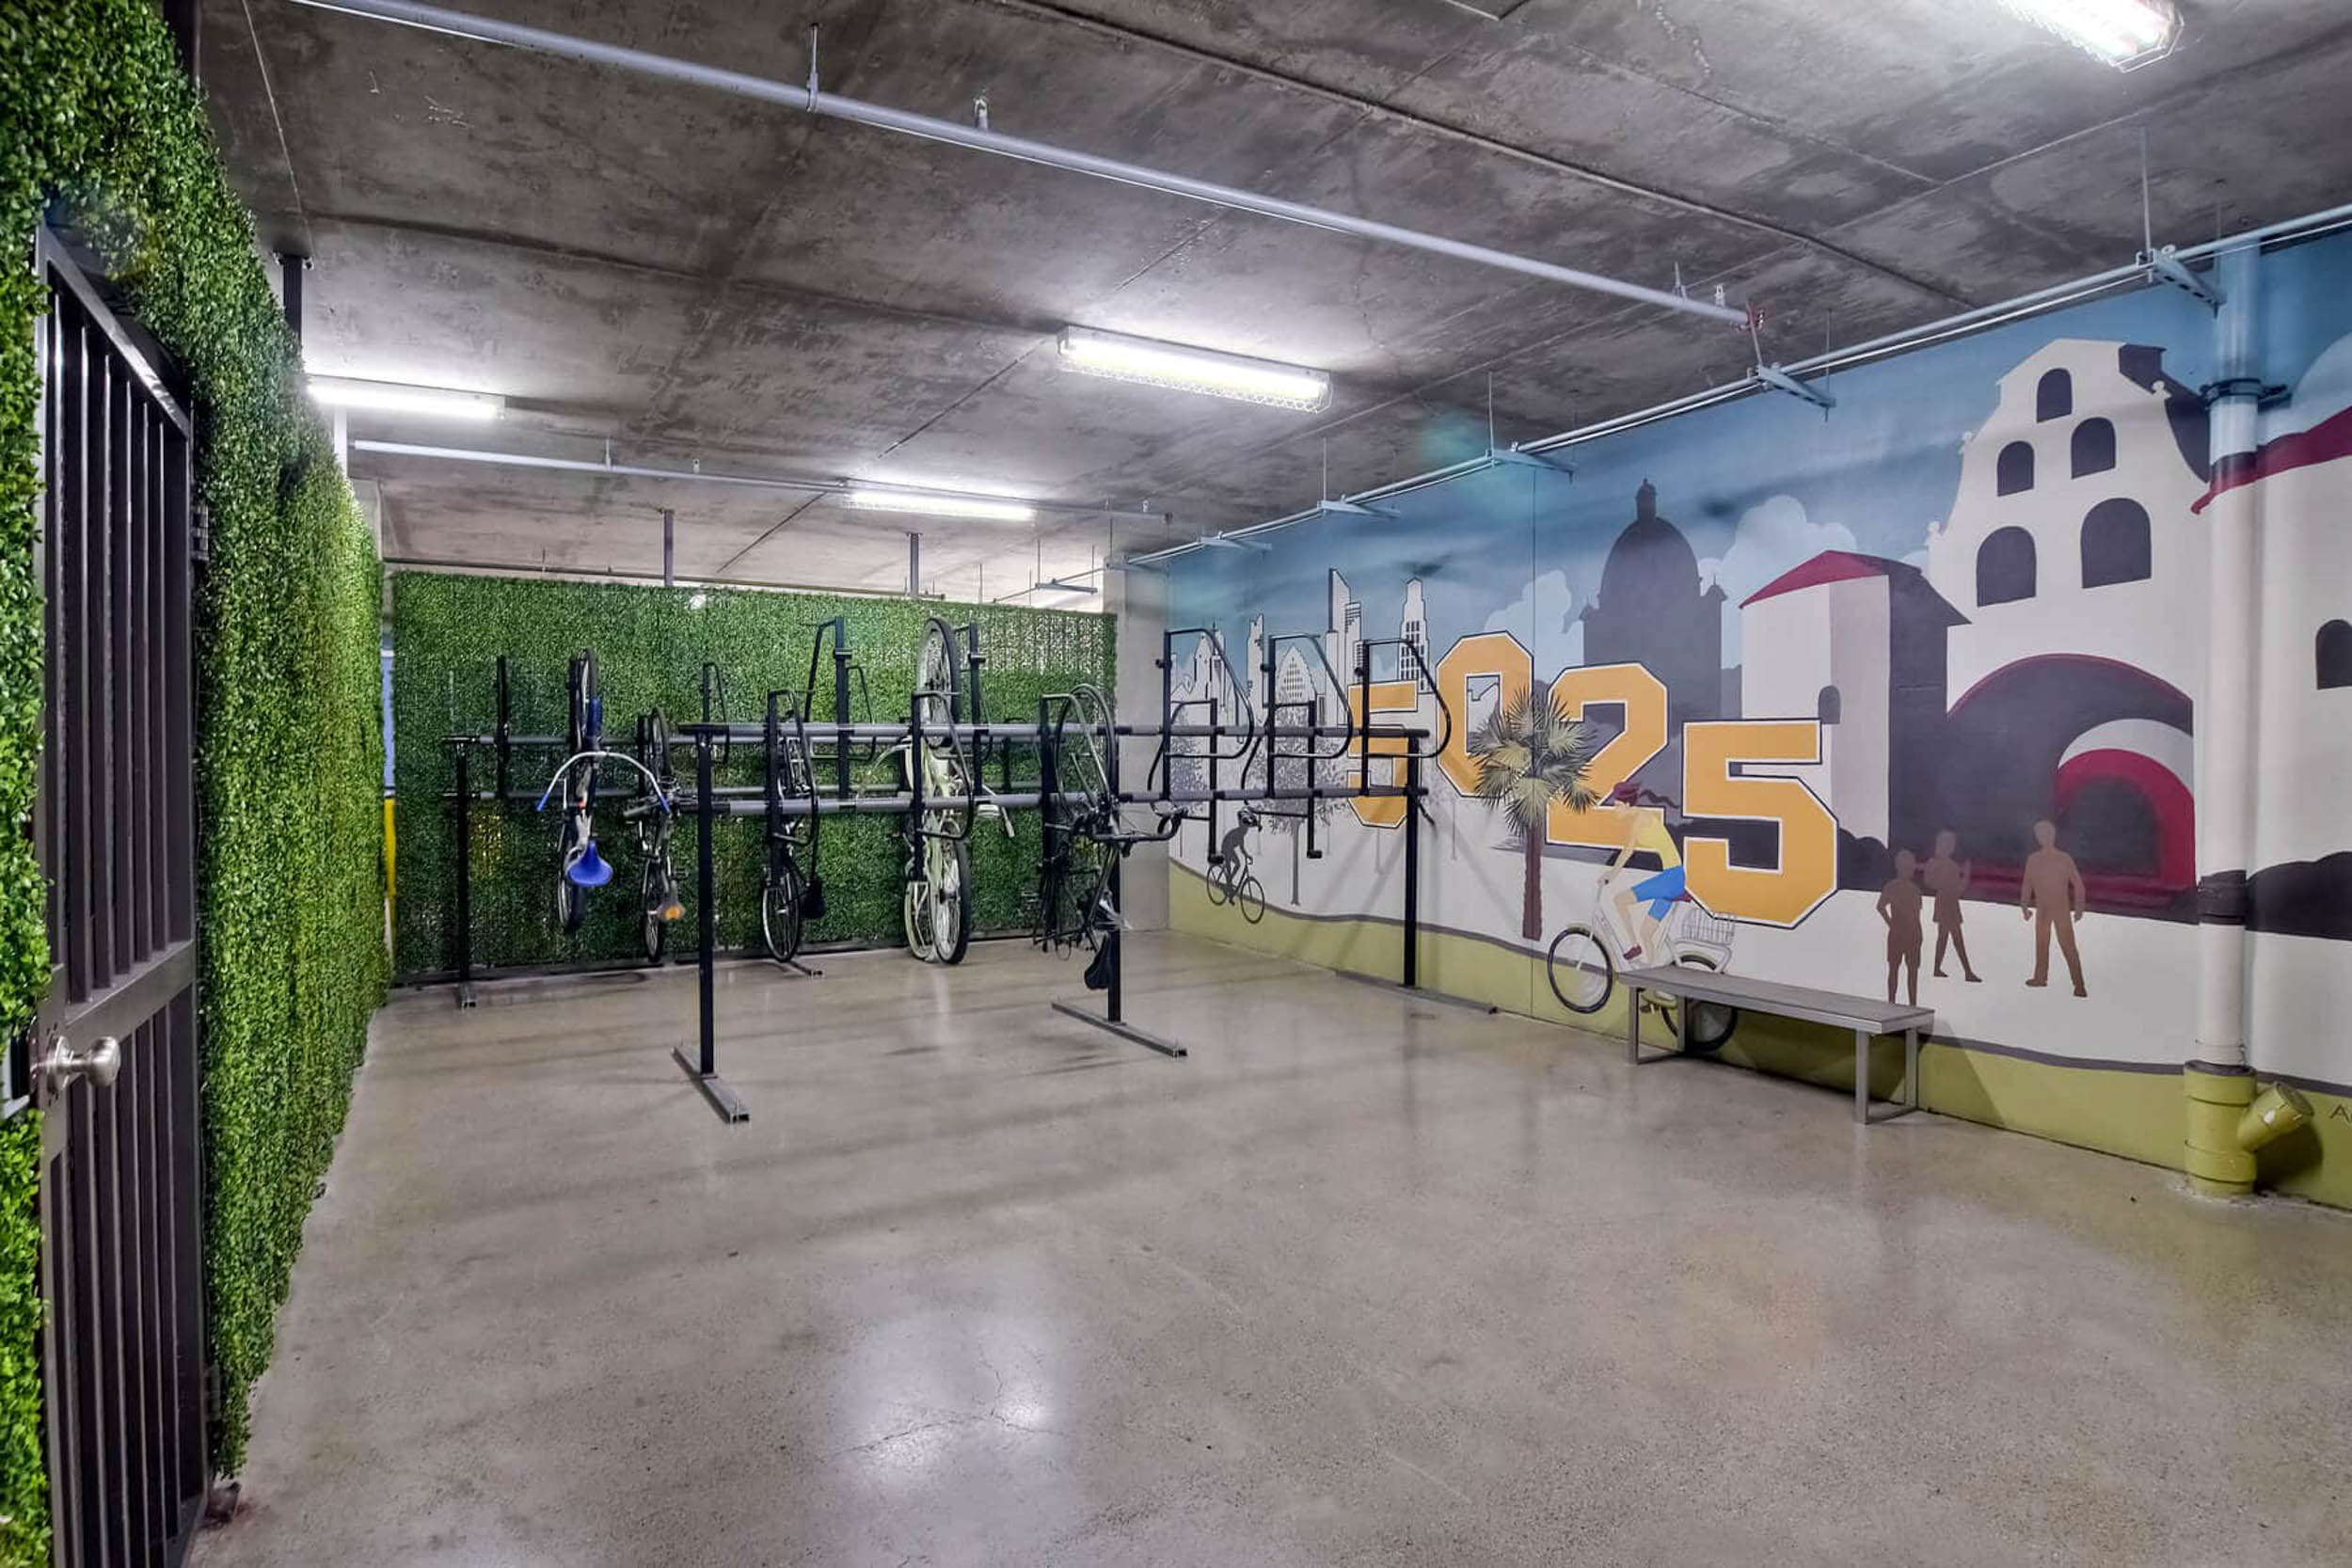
[27,230,207,1568]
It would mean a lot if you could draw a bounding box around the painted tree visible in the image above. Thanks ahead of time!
[1470,687,1601,941]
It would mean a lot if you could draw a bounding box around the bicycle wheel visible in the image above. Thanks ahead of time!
[1203,865,1230,906]
[931,840,973,966]
[761,856,805,964]
[1672,953,1739,1052]
[916,616,963,729]
[641,872,666,963]
[555,871,586,935]
[1546,926,1613,1014]
[1237,874,1267,925]
[903,868,934,959]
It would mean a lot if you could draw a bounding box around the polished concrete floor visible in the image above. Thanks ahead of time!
[191,934,2352,1567]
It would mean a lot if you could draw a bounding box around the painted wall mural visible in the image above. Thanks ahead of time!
[1166,228,2352,1123]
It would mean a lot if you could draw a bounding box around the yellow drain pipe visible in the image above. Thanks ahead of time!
[2184,1064,2312,1196]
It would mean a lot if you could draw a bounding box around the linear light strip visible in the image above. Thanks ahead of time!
[310,375,503,419]
[845,486,1037,523]
[1057,326,1331,411]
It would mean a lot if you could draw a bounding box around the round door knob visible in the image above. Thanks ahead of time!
[42,1034,121,1095]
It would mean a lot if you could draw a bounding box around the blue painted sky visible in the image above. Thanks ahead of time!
[1171,228,2352,677]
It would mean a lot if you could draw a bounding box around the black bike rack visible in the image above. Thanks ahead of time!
[674,729,749,1122]
[429,618,1465,1123]
[1038,691,1187,1059]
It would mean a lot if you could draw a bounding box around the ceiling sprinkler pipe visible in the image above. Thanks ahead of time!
[289,0,1749,327]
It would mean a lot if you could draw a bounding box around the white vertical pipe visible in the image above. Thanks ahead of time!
[2193,243,2263,1072]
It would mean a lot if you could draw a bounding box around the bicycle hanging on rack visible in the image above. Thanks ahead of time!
[893,616,1007,965]
[1033,684,1124,984]
[552,651,605,933]
[634,705,686,961]
[758,689,826,966]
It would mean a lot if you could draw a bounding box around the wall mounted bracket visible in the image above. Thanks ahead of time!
[1487,446,1574,476]
[2199,374,2289,409]
[1752,364,1835,411]
[2142,246,2223,311]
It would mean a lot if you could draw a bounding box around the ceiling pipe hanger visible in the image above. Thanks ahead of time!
[1480,372,1573,475]
[1311,440,1394,520]
[288,0,1752,328]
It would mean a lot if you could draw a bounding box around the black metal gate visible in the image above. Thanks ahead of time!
[24,230,207,1568]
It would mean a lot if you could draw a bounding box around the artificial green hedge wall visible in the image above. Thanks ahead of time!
[391,573,1115,976]
[2,0,389,1546]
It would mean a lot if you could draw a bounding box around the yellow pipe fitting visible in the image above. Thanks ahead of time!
[2237,1084,2313,1154]
[2184,1065,2257,1196]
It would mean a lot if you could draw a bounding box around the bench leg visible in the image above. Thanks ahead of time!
[1854,1028,1871,1123]
[1906,1027,1920,1111]
[1626,985,1641,1065]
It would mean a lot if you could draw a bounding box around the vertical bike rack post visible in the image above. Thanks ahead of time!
[493,654,512,800]
[1104,721,1125,1028]
[452,740,476,1008]
[1403,748,1421,990]
[833,628,853,798]
[674,730,749,1122]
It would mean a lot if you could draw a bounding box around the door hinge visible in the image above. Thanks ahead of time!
[191,500,211,564]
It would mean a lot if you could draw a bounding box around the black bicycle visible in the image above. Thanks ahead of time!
[1034,684,1176,990]
[759,690,826,964]
[634,706,684,962]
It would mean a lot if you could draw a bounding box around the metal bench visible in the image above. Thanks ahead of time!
[1622,967,1931,1124]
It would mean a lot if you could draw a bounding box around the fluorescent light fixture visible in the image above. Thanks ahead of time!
[1057,326,1331,412]
[2002,0,2181,69]
[308,375,503,420]
[846,485,1037,523]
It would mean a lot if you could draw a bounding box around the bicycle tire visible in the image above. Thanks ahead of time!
[931,840,973,966]
[1238,874,1267,925]
[762,857,805,964]
[1204,866,1230,906]
[1672,952,1739,1052]
[556,871,586,935]
[903,871,933,959]
[1546,926,1613,1014]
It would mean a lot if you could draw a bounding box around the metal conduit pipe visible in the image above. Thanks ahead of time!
[1131,197,2352,565]
[290,0,1749,327]
[2183,241,2315,1196]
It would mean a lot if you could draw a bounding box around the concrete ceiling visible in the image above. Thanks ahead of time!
[198,0,2352,605]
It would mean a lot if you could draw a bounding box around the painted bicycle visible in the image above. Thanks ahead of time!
[1545,878,1740,1049]
[1201,808,1267,923]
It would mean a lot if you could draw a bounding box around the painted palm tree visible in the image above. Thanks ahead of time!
[1470,686,1601,941]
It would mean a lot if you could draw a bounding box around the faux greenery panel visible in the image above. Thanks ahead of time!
[1,0,389,1538]
[389,573,1115,977]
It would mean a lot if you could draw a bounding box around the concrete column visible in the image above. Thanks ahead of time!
[1109,562,1169,931]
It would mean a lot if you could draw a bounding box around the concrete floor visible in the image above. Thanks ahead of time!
[191,934,2352,1567]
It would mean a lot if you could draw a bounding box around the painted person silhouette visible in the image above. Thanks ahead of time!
[1216,808,1258,878]
[1924,831,1981,982]
[1877,848,1926,1006]
[2020,819,2088,997]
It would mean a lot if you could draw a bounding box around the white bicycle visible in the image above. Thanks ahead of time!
[891,617,1009,965]
[1545,879,1740,1050]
